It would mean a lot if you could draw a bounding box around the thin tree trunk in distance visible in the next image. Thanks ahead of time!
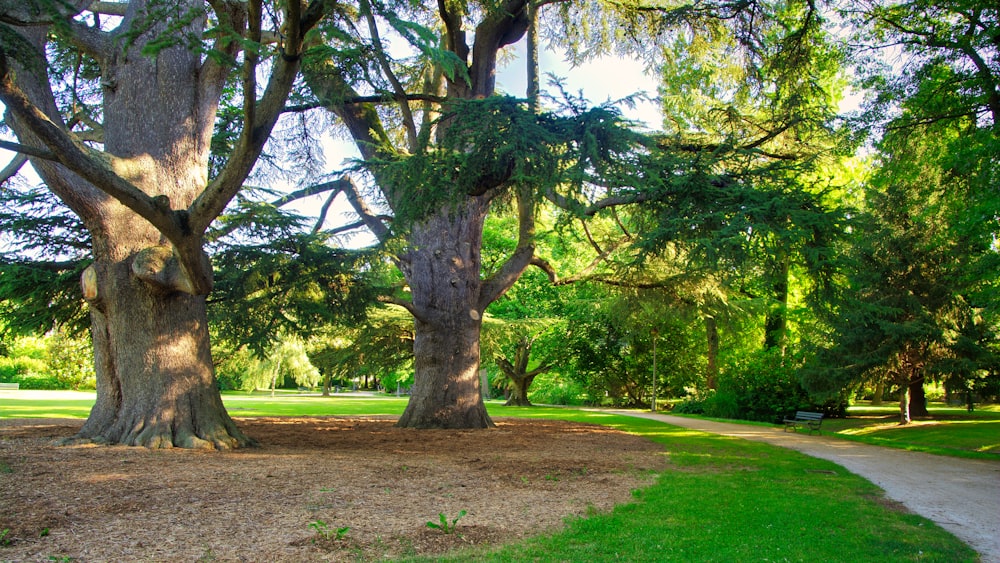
[705,316,719,390]
[898,376,911,425]
[872,379,885,405]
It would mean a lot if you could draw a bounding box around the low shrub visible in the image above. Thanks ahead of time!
[691,349,846,423]
[673,396,707,414]
[0,356,47,381]
[528,373,586,406]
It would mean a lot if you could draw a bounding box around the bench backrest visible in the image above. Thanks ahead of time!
[794,411,823,421]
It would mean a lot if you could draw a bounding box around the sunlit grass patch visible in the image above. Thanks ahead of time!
[408,411,976,563]
[824,402,1000,459]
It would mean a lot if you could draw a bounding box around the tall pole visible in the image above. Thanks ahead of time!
[651,328,658,412]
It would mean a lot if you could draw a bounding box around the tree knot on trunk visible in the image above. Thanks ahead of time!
[81,264,99,303]
[131,245,206,295]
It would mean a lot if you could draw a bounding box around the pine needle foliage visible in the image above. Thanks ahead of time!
[368,95,647,229]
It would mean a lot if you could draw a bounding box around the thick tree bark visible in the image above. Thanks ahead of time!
[1,4,262,448]
[396,198,494,428]
[303,2,533,429]
[65,212,254,448]
[908,375,929,418]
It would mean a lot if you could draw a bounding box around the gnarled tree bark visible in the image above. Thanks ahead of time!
[1,0,322,447]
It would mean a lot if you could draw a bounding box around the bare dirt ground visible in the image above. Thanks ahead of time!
[0,416,668,562]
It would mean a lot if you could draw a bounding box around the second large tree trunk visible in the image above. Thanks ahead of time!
[396,199,494,429]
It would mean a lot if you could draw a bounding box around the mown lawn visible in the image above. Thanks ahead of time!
[413,407,977,563]
[0,392,985,562]
[822,402,1000,459]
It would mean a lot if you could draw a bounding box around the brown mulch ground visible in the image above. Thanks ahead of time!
[0,416,669,562]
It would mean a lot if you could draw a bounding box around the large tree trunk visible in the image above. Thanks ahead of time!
[5,13,251,448]
[68,215,253,448]
[396,199,494,428]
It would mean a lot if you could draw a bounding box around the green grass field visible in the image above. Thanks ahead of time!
[821,402,1000,460]
[0,391,986,561]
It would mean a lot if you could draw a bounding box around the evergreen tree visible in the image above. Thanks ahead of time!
[289,0,845,428]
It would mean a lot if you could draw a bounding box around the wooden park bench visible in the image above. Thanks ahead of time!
[783,411,823,435]
[0,382,19,390]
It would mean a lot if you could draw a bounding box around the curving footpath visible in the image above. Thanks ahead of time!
[610,411,1000,563]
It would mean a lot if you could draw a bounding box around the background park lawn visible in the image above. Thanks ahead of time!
[0,391,985,562]
[4,391,996,459]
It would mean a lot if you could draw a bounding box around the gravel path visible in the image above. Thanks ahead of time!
[612,411,1000,563]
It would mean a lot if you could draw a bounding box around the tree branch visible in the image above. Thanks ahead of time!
[0,139,58,162]
[269,180,345,208]
[312,186,340,234]
[529,235,628,286]
[377,294,424,323]
[362,0,418,150]
[438,0,470,65]
[340,175,393,242]
[479,185,536,309]
[66,18,113,59]
[0,153,28,184]
[191,0,327,234]
[88,1,126,15]
[469,0,529,96]
[284,93,449,113]
[0,57,185,242]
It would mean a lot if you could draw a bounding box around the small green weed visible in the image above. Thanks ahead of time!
[1,528,11,546]
[426,510,467,534]
[308,520,350,542]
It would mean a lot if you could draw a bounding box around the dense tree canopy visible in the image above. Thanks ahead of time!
[801,0,1000,421]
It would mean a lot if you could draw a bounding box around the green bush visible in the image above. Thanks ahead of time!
[528,372,586,406]
[380,369,414,394]
[7,337,47,360]
[1,333,96,390]
[0,356,47,381]
[14,375,66,390]
[694,349,845,423]
[45,332,95,390]
[673,396,707,414]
